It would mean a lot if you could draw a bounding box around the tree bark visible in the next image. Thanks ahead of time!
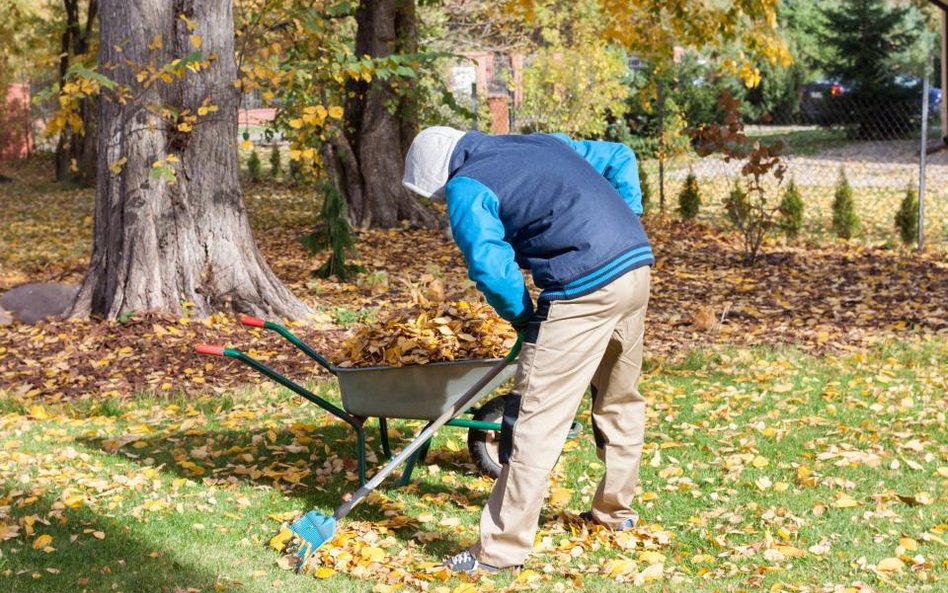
[70,0,309,320]
[338,0,438,230]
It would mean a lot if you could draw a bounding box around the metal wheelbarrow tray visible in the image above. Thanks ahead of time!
[196,315,516,486]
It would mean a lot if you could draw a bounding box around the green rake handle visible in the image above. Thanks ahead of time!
[331,332,523,521]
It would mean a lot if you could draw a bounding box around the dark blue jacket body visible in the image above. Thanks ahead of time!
[445,131,654,325]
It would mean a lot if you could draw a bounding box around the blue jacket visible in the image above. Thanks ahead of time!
[445,131,654,325]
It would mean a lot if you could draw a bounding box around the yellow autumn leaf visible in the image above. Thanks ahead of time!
[108,157,128,175]
[61,492,85,509]
[833,494,860,508]
[548,487,572,508]
[32,534,53,550]
[0,523,21,541]
[269,528,293,552]
[775,545,806,557]
[604,558,636,578]
[877,557,904,572]
[899,537,918,551]
[328,105,344,119]
[360,546,385,562]
[289,118,303,129]
[639,550,666,564]
[190,35,202,49]
[638,562,664,581]
[29,405,49,420]
[148,35,163,50]
[314,567,335,578]
[752,455,769,468]
[240,140,253,151]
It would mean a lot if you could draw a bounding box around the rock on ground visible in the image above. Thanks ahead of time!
[0,283,79,324]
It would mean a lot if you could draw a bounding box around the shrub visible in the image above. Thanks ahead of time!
[677,170,701,220]
[638,159,652,213]
[894,184,919,246]
[288,158,304,186]
[831,169,858,239]
[269,143,281,178]
[778,179,804,240]
[690,89,787,265]
[247,149,262,182]
[723,181,750,227]
[299,182,364,280]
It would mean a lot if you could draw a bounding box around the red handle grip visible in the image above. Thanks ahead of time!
[195,344,225,357]
[239,315,266,328]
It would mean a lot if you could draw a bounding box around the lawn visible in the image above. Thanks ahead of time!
[1,340,945,592]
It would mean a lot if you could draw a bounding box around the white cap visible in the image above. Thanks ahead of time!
[402,126,466,199]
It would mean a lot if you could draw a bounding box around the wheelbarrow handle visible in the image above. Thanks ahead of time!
[333,332,523,520]
[238,315,336,374]
[193,344,360,429]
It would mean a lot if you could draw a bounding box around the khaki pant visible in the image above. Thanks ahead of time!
[471,265,650,567]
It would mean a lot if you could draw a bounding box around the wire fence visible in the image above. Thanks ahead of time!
[646,92,947,249]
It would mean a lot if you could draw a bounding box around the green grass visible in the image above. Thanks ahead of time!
[744,126,849,156]
[1,338,945,592]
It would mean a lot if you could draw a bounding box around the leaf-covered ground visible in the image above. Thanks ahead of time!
[0,157,945,403]
[0,156,946,592]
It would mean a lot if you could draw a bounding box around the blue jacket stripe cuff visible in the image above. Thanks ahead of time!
[558,245,652,291]
[540,251,653,300]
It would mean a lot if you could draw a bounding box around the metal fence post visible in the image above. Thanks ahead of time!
[918,76,929,251]
[471,82,478,131]
[657,79,665,212]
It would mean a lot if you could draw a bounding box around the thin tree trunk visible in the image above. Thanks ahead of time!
[70,0,309,320]
[55,0,98,186]
[339,0,438,230]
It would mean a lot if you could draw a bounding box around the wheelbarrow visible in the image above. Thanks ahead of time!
[195,315,519,486]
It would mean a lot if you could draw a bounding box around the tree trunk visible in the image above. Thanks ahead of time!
[339,0,438,230]
[70,0,309,320]
[55,0,98,186]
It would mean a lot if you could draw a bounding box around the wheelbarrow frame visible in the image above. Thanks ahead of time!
[196,316,514,486]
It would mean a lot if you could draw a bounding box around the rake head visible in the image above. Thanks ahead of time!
[289,511,337,568]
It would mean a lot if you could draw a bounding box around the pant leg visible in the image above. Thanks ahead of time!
[472,270,642,567]
[589,266,650,527]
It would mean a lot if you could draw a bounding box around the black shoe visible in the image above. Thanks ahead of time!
[443,550,521,574]
[579,510,636,531]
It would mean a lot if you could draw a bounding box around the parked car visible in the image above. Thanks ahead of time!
[799,80,849,125]
[893,74,943,112]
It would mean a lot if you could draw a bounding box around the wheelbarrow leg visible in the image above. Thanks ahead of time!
[355,424,368,486]
[378,418,392,459]
[398,433,433,487]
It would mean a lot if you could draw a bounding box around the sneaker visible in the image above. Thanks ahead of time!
[443,550,521,575]
[579,510,636,531]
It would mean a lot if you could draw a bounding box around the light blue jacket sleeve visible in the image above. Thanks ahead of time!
[550,133,643,215]
[446,176,533,325]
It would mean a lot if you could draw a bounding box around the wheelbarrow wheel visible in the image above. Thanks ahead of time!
[467,395,506,479]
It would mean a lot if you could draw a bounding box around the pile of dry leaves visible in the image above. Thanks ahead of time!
[335,301,517,367]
